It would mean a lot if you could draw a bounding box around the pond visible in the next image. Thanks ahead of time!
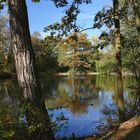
[0,75,139,139]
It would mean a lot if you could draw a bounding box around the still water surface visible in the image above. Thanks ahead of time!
[0,75,139,139]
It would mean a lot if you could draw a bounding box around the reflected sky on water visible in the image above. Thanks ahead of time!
[41,76,135,139]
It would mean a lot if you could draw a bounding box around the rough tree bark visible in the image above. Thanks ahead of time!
[113,0,125,122]
[8,0,40,102]
[8,0,53,139]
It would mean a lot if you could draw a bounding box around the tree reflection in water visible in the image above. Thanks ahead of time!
[0,80,53,140]
[0,75,140,139]
[114,75,125,123]
[128,87,140,116]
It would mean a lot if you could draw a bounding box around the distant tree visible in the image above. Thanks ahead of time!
[0,16,14,73]
[57,33,95,74]
[31,31,42,48]
[37,36,60,72]
[96,48,116,73]
[32,31,42,38]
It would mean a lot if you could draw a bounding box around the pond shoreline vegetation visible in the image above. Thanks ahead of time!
[0,72,133,80]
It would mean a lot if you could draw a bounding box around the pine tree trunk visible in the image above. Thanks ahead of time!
[132,0,140,46]
[113,0,125,122]
[8,0,53,139]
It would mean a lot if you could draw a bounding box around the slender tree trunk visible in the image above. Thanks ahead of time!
[8,0,53,139]
[132,0,140,46]
[113,0,122,78]
[113,0,125,122]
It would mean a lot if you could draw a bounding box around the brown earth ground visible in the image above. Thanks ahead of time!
[86,117,140,140]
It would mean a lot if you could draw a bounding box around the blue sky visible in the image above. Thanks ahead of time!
[1,0,112,38]
[27,0,112,38]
